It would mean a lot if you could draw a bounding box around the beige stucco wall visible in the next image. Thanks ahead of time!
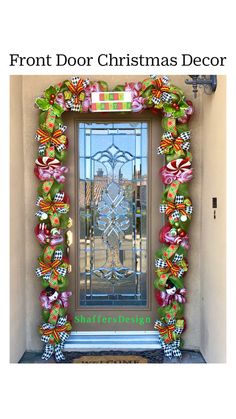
[10,76,27,362]
[10,75,226,361]
[200,77,226,362]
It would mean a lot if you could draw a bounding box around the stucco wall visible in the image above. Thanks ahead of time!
[10,76,27,362]
[200,76,226,362]
[10,74,226,361]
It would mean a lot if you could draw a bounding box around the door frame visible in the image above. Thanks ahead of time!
[63,111,163,332]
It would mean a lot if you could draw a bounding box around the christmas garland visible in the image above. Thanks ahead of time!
[34,76,194,361]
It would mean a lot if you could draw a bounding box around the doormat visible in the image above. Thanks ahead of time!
[73,355,148,363]
[70,350,164,364]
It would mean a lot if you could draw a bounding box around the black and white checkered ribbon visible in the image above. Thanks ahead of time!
[160,196,193,220]
[36,249,67,279]
[155,258,167,269]
[67,77,89,112]
[41,317,70,361]
[152,91,172,105]
[161,340,182,358]
[155,257,184,278]
[154,319,183,359]
[54,192,64,202]
[157,131,191,155]
[38,144,46,155]
[71,76,89,88]
[35,193,68,217]
[172,253,184,263]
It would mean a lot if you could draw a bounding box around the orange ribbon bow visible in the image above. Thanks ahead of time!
[39,199,65,213]
[39,259,61,277]
[152,77,170,99]
[165,202,187,218]
[41,323,71,344]
[65,79,85,105]
[160,136,184,152]
[165,259,181,277]
[36,128,64,146]
[155,323,175,344]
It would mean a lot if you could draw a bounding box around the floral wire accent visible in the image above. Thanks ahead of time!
[34,75,194,361]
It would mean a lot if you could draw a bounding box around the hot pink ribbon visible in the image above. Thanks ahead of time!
[39,291,72,310]
[124,82,146,112]
[159,288,186,307]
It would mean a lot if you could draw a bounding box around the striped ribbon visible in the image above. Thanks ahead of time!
[41,323,70,344]
[165,202,187,218]
[160,136,184,152]
[39,259,61,276]
[166,259,181,277]
[65,77,89,105]
[155,322,175,344]
[39,199,65,213]
[36,128,64,147]
[152,77,170,99]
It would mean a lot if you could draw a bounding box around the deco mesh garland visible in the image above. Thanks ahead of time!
[34,75,194,361]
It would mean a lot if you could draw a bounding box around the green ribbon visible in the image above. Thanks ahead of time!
[45,109,56,133]
[167,181,180,202]
[48,301,61,325]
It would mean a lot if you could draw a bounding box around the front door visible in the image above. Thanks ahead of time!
[65,112,162,332]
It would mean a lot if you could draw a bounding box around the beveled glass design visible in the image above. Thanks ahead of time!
[78,122,148,306]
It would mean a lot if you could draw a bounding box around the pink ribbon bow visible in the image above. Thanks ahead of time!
[159,288,186,307]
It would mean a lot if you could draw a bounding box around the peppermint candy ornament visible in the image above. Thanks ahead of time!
[160,158,193,184]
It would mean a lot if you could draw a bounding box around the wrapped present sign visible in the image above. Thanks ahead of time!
[91,91,132,112]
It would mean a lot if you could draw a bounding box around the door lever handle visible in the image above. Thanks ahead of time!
[66,230,73,246]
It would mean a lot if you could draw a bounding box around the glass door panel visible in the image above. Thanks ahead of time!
[78,122,148,307]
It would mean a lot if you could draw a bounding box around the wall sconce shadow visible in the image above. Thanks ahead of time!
[185,75,217,98]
